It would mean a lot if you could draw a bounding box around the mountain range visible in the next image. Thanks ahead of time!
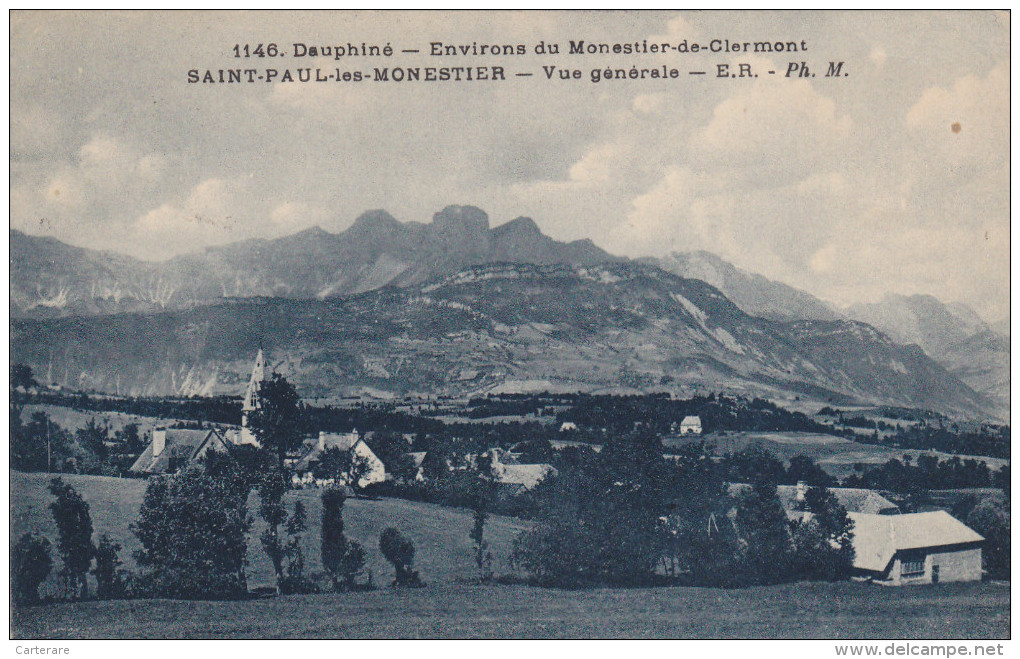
[10,261,990,418]
[646,252,1008,412]
[9,207,1009,420]
[10,206,615,318]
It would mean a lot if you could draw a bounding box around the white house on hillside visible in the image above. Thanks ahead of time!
[292,431,386,489]
[680,415,702,435]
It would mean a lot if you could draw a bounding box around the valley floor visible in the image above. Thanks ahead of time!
[10,581,1009,639]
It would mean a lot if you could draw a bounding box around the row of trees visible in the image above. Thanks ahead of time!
[843,454,1009,493]
[13,470,427,604]
[510,434,855,588]
[13,478,126,604]
[10,407,143,476]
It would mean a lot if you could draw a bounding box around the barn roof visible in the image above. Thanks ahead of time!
[681,415,701,425]
[129,428,227,474]
[849,511,984,573]
[727,484,898,515]
[498,463,557,489]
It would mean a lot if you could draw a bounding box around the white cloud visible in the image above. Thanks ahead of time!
[7,11,1010,319]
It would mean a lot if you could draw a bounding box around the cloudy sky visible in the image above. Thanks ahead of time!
[9,11,1010,321]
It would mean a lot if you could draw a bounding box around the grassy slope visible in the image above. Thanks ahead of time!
[10,471,530,594]
[11,581,1009,639]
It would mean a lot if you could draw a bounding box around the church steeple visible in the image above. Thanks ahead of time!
[242,349,267,414]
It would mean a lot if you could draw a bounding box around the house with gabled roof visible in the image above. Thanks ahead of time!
[679,415,702,435]
[292,430,386,489]
[849,511,983,585]
[129,428,231,474]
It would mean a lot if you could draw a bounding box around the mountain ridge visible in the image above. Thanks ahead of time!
[10,260,996,421]
[10,206,620,318]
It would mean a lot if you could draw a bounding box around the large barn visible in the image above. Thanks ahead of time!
[849,511,984,585]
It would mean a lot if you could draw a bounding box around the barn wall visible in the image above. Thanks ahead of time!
[893,545,982,585]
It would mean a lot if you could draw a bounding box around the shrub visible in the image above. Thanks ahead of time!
[278,501,318,595]
[48,478,94,599]
[12,533,53,605]
[131,466,251,600]
[338,539,367,590]
[379,527,423,587]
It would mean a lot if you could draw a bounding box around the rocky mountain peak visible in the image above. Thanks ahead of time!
[494,216,542,238]
[432,205,490,234]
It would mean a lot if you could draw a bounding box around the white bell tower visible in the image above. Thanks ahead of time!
[240,349,267,445]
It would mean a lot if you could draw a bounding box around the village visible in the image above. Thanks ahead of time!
[103,350,996,588]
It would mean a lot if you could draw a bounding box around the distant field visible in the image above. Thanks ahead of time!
[16,404,164,435]
[11,581,1009,639]
[665,432,1009,480]
[10,471,530,595]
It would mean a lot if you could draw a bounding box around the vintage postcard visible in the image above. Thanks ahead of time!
[8,10,1010,647]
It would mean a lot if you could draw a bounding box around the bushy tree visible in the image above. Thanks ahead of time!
[11,363,37,391]
[116,423,144,454]
[75,418,109,460]
[11,410,70,473]
[787,456,835,487]
[512,432,668,587]
[724,443,787,485]
[660,442,743,585]
[12,533,53,605]
[967,500,1010,580]
[132,466,251,599]
[313,446,371,491]
[392,453,422,483]
[734,480,794,585]
[790,486,855,581]
[92,534,125,599]
[338,540,367,590]
[48,478,94,599]
[379,527,423,587]
[248,374,303,465]
[320,488,366,591]
[365,431,408,474]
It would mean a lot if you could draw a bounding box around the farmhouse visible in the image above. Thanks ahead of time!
[849,511,984,585]
[680,415,702,435]
[473,448,557,492]
[129,428,231,474]
[728,482,900,517]
[407,448,557,492]
[292,431,386,489]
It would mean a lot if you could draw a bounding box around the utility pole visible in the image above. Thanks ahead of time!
[46,418,51,473]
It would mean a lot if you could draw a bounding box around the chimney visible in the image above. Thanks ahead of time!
[152,429,167,457]
[318,432,326,451]
[796,481,808,502]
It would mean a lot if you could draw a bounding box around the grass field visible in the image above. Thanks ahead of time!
[11,581,1009,639]
[10,471,530,594]
[665,432,1009,480]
